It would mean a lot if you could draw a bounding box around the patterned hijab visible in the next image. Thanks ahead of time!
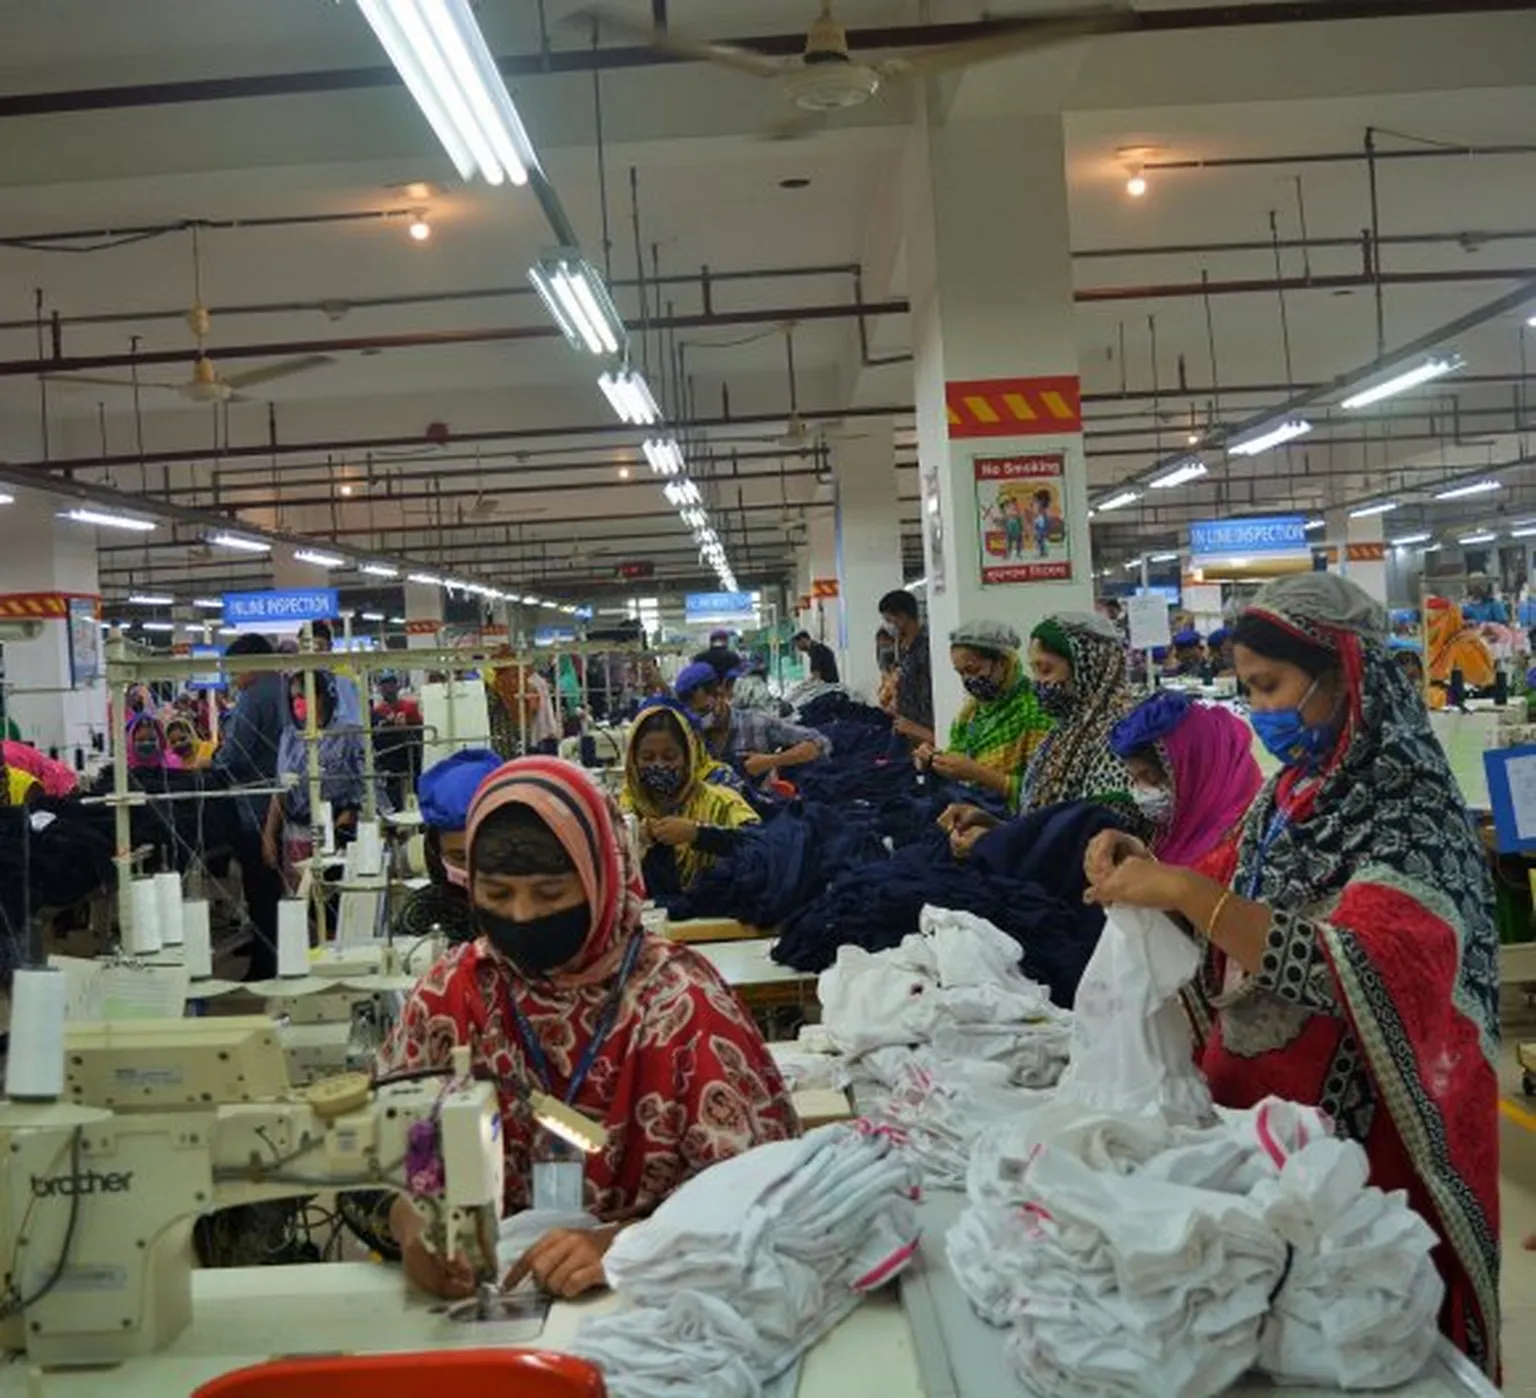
[1233,573,1498,1045]
[1021,612,1139,813]
[466,757,647,991]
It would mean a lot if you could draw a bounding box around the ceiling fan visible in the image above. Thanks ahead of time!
[579,3,1134,139]
[750,323,868,452]
[44,227,335,403]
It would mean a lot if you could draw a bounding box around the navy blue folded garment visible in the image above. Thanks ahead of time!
[796,692,891,731]
[771,799,1133,1006]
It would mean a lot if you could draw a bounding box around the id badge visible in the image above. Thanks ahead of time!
[531,1137,585,1213]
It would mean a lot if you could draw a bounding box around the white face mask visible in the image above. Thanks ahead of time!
[1132,785,1174,824]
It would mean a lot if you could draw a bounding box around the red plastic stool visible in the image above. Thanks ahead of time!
[193,1349,607,1397]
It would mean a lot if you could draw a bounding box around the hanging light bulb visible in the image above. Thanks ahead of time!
[1126,166,1147,198]
[408,213,432,242]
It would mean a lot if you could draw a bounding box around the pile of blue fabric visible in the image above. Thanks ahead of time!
[771,800,1133,1007]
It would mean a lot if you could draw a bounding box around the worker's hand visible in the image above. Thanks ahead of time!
[1082,829,1151,890]
[930,751,983,784]
[892,715,924,740]
[261,831,280,870]
[950,824,988,862]
[392,1198,477,1300]
[647,816,699,848]
[503,1225,619,1300]
[912,743,935,772]
[742,753,777,778]
[1084,856,1198,916]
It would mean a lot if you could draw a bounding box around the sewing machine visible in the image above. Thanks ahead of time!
[0,1017,502,1367]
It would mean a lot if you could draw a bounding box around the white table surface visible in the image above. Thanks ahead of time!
[0,1261,915,1397]
[694,938,818,989]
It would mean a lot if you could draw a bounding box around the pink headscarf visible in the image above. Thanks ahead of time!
[1156,703,1264,867]
[2,741,77,798]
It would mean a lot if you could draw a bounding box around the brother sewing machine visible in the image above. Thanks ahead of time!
[0,1017,503,1367]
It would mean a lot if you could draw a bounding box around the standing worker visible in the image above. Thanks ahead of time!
[793,630,840,685]
[878,590,935,749]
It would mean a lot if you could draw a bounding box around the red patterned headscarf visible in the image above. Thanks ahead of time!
[465,757,645,990]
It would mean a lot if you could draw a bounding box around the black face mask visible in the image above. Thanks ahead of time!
[478,902,590,978]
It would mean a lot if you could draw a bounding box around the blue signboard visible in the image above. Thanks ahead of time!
[1136,585,1182,606]
[223,589,339,627]
[1188,516,1307,558]
[534,626,578,647]
[685,591,757,626]
[189,644,227,693]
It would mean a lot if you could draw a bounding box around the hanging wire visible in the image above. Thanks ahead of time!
[1269,210,1296,391]
[591,21,614,282]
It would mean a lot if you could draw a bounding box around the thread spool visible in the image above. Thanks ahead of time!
[355,820,384,876]
[6,969,65,1100]
[154,871,184,946]
[182,901,213,979]
[277,899,310,978]
[127,877,162,955]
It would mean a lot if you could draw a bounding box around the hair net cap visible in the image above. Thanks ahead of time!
[418,748,504,831]
[674,661,722,701]
[949,619,1021,653]
[1173,628,1203,647]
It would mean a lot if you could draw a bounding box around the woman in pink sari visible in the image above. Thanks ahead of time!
[1109,690,1263,867]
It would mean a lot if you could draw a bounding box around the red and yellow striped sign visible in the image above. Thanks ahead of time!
[812,578,840,599]
[0,592,75,619]
[1346,542,1387,562]
[797,595,812,613]
[404,619,439,636]
[946,376,1082,439]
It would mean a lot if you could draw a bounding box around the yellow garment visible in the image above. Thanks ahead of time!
[5,767,36,806]
[1426,600,1495,707]
[623,702,758,888]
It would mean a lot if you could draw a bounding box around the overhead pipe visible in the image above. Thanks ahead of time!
[2,2,1532,119]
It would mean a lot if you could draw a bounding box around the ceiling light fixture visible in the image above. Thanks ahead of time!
[295,548,347,569]
[1511,528,1536,540]
[1391,532,1434,546]
[360,562,400,578]
[1432,478,1501,501]
[1149,551,1181,563]
[140,621,175,634]
[597,366,660,426]
[1122,557,1144,571]
[1459,531,1498,545]
[360,611,386,622]
[339,484,355,497]
[1096,489,1142,513]
[408,213,432,242]
[529,252,623,357]
[1340,353,1463,410]
[0,493,13,505]
[1347,500,1399,518]
[643,438,684,477]
[192,598,223,610]
[407,571,443,587]
[664,479,702,508]
[618,466,631,480]
[389,615,406,624]
[60,507,156,533]
[208,532,271,553]
[353,0,540,187]
[1227,418,1312,457]
[1148,459,1207,490]
[128,592,175,607]
[1126,169,1148,198]
[1304,518,1326,532]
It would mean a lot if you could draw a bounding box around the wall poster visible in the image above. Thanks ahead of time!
[973,451,1071,586]
[920,463,947,597]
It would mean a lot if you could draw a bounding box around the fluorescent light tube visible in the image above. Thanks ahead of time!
[598,368,660,426]
[140,621,175,633]
[192,598,223,610]
[1348,501,1399,518]
[60,507,156,532]
[360,562,400,578]
[128,593,175,606]
[1304,518,1326,532]
[407,572,443,586]
[530,253,622,356]
[519,595,538,605]
[208,532,271,553]
[1432,479,1501,501]
[1340,354,1462,410]
[1148,459,1207,490]
[389,615,405,624]
[1511,528,1536,540]
[360,611,386,622]
[1227,418,1312,457]
[1149,552,1180,563]
[1459,532,1497,545]
[1096,489,1142,512]
[0,494,13,505]
[643,438,683,477]
[1123,558,1144,571]
[664,479,701,507]
[1391,532,1433,546]
[354,0,539,186]
[295,548,347,569]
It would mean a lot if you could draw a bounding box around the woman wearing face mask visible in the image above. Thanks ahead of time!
[621,702,759,896]
[1109,690,1263,867]
[915,620,1051,809]
[392,748,504,944]
[1083,574,1500,1377]
[379,757,797,1301]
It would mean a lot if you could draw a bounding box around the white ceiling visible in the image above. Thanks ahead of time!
[0,0,1533,601]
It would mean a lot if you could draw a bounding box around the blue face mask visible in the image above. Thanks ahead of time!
[1250,678,1336,769]
[639,763,685,797]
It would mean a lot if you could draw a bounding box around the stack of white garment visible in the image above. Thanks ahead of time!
[573,1125,920,1398]
[817,906,1071,1086]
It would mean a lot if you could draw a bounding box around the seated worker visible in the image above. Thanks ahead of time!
[793,630,840,685]
[915,619,1051,810]
[1,751,37,807]
[1206,627,1234,677]
[3,740,78,798]
[1108,690,1263,867]
[1425,596,1496,707]
[393,747,504,944]
[622,701,759,896]
[379,757,797,1300]
[1462,579,1510,626]
[165,714,215,770]
[1169,628,1205,676]
[676,661,830,784]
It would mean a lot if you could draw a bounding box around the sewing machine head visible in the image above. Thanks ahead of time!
[0,1017,503,1367]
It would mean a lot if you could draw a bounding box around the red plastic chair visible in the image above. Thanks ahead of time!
[193,1349,608,1397]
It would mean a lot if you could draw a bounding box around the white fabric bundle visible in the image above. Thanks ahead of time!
[573,1125,920,1398]
[1054,904,1212,1127]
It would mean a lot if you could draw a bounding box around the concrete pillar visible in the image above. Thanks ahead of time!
[834,417,902,700]
[1342,510,1389,605]
[403,580,446,681]
[905,106,1091,735]
[806,508,839,660]
[0,488,106,754]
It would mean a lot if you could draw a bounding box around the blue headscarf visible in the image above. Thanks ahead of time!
[418,747,504,831]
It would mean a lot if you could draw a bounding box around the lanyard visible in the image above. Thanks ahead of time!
[511,930,644,1106]
[1246,808,1291,900]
